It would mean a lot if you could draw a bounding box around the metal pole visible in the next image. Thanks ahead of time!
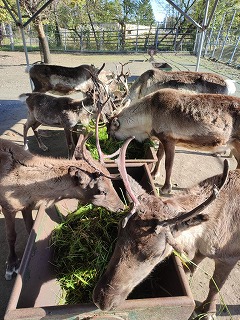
[16,0,29,66]
[2,0,19,24]
[218,10,236,61]
[211,12,226,58]
[16,0,33,90]
[22,0,54,28]
[195,0,210,71]
[204,14,216,56]
[228,35,240,65]
[135,21,139,53]
[165,0,203,30]
[206,0,219,28]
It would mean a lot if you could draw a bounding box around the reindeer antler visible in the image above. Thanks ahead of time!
[114,136,141,228]
[95,103,120,164]
[95,106,140,227]
[115,62,130,96]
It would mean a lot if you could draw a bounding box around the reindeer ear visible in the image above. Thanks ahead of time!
[68,166,91,188]
[112,117,120,130]
[68,166,81,186]
[172,214,209,233]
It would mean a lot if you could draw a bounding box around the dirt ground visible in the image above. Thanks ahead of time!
[0,50,240,320]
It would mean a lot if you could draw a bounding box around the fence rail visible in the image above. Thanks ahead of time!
[1,19,239,68]
[1,24,195,53]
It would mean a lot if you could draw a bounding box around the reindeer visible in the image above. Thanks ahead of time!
[20,80,113,159]
[26,62,114,95]
[109,88,240,193]
[93,137,240,320]
[0,137,124,280]
[121,69,236,108]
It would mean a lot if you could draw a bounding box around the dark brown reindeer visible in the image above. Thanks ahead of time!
[109,88,240,193]
[0,137,124,280]
[20,80,113,159]
[93,138,240,320]
[27,62,109,95]
[121,68,236,108]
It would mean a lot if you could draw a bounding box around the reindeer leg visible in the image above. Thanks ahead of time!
[160,139,176,194]
[198,259,237,320]
[185,251,205,275]
[32,121,48,151]
[23,119,31,151]
[230,139,240,168]
[64,127,75,159]
[2,209,20,280]
[151,141,164,179]
[72,124,79,146]
[24,116,48,151]
[22,206,34,234]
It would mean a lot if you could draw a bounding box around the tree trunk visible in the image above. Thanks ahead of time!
[34,17,51,64]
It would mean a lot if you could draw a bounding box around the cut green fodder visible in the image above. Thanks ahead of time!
[52,204,128,305]
[85,124,154,160]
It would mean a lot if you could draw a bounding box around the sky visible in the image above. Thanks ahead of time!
[150,0,166,22]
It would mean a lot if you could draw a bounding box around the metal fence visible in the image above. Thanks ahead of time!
[201,9,240,67]
[1,23,195,53]
[1,17,239,69]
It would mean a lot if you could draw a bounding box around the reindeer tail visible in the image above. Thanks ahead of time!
[225,79,236,95]
[19,93,31,103]
[25,61,42,73]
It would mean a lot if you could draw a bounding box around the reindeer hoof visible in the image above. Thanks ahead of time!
[160,185,172,194]
[5,260,20,280]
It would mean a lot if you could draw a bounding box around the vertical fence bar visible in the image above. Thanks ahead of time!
[8,24,15,50]
[218,10,236,61]
[210,12,226,59]
[173,27,178,51]
[196,0,210,71]
[203,14,216,56]
[227,35,240,65]
[135,22,139,52]
[64,28,66,51]
[16,0,34,90]
[154,22,160,49]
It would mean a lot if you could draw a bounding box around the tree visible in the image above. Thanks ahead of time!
[20,0,52,63]
[137,0,155,26]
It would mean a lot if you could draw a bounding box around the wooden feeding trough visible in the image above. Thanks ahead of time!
[5,163,195,320]
[74,133,158,172]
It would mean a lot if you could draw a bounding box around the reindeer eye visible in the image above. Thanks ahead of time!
[98,189,107,196]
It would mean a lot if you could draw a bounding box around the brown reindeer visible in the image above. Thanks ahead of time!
[93,140,239,320]
[20,83,113,159]
[109,88,240,193]
[121,69,236,108]
[27,62,110,95]
[0,138,124,280]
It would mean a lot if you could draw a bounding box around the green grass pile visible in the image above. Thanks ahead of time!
[85,123,154,160]
[52,204,128,305]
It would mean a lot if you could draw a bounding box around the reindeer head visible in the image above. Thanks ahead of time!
[93,137,229,310]
[72,134,124,213]
[68,166,123,212]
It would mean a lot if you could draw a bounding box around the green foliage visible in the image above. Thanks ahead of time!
[0,0,17,22]
[85,123,154,160]
[52,204,128,304]
[137,0,155,25]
